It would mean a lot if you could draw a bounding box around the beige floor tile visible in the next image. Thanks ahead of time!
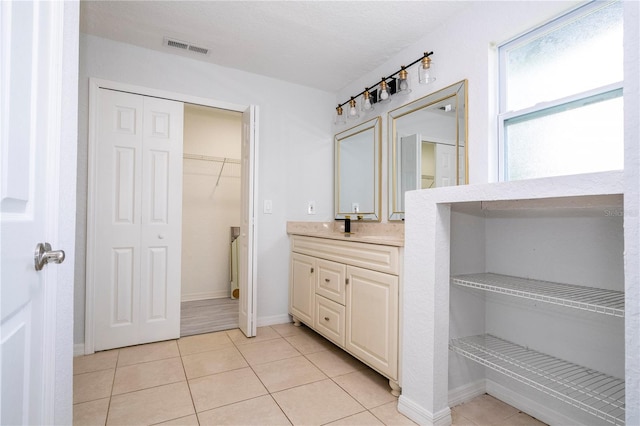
[369,401,419,425]
[117,340,180,367]
[332,368,396,409]
[73,350,119,375]
[177,331,233,356]
[451,408,478,426]
[272,379,365,426]
[73,369,114,404]
[305,348,368,377]
[182,346,247,379]
[189,367,268,413]
[197,395,291,426]
[73,397,110,426]
[285,331,336,354]
[153,414,200,425]
[326,410,384,425]
[112,357,185,395]
[236,337,300,365]
[496,412,547,426]
[270,322,309,337]
[107,381,194,425]
[453,394,519,425]
[226,325,280,345]
[252,355,326,392]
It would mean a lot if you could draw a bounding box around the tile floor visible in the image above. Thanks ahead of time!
[73,323,545,426]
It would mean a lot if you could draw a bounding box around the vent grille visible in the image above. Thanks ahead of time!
[164,37,209,55]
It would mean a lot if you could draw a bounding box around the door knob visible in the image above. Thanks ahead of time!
[34,242,65,271]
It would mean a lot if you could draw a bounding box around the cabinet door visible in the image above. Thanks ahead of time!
[346,266,399,379]
[316,258,346,304]
[290,253,315,325]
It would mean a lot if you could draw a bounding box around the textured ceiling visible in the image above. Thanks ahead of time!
[80,1,469,93]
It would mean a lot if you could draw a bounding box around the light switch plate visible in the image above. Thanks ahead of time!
[264,199,273,214]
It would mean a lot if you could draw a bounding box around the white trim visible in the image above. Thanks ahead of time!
[257,314,291,328]
[448,379,486,407]
[485,379,576,426]
[397,395,452,426]
[85,77,258,353]
[73,344,86,357]
[181,290,230,302]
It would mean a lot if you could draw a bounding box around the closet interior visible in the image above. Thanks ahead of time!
[180,104,242,337]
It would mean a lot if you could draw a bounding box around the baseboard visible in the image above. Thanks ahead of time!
[181,290,229,302]
[397,395,452,426]
[486,379,576,426]
[448,379,486,407]
[257,313,292,327]
[73,343,86,357]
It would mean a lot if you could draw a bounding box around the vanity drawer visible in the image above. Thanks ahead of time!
[291,235,399,275]
[316,259,346,304]
[314,295,345,347]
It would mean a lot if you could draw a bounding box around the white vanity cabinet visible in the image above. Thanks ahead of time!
[289,235,402,394]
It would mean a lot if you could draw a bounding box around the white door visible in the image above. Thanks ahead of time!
[435,143,456,187]
[239,106,258,337]
[1,1,76,424]
[399,134,421,211]
[92,89,183,351]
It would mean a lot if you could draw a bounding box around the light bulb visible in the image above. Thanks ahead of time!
[379,79,391,102]
[397,67,410,94]
[400,80,408,91]
[364,98,372,110]
[380,90,389,100]
[347,98,359,119]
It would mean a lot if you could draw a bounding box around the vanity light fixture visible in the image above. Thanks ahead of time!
[334,51,434,124]
[397,66,411,94]
[362,89,375,112]
[347,97,360,119]
[419,53,435,85]
[335,105,346,125]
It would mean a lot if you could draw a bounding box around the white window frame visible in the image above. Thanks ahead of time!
[497,1,624,181]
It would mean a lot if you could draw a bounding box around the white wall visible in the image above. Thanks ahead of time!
[182,105,241,301]
[75,34,335,344]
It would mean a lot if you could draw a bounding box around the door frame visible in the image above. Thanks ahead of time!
[85,78,258,353]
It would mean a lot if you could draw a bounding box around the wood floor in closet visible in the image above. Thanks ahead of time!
[180,298,239,337]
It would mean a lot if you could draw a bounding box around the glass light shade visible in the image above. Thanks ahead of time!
[362,90,375,113]
[378,79,391,103]
[419,56,436,85]
[347,98,359,119]
[335,105,346,125]
[397,67,411,94]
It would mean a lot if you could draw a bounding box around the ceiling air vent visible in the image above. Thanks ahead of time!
[164,37,209,55]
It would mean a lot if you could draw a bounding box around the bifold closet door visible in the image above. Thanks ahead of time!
[93,89,183,351]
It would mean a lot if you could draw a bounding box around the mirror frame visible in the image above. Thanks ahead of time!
[334,116,382,221]
[387,80,468,221]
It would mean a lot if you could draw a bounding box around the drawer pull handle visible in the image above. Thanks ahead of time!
[325,278,330,282]
[324,317,330,321]
[310,267,314,273]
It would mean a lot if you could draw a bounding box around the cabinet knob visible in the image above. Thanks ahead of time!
[310,267,314,273]
[324,317,330,321]
[325,278,330,283]
[346,278,350,285]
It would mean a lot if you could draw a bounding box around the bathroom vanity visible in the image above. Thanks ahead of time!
[287,222,404,395]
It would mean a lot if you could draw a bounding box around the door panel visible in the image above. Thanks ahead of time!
[435,143,456,187]
[290,253,315,325]
[239,106,257,337]
[93,90,182,350]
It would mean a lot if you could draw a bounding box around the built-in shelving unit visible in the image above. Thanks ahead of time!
[449,334,625,425]
[451,273,625,317]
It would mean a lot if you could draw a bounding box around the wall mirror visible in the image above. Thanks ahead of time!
[388,80,468,221]
[335,116,381,221]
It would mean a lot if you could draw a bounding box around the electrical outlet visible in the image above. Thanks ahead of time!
[307,201,316,215]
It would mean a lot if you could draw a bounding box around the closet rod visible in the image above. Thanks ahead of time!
[183,153,240,164]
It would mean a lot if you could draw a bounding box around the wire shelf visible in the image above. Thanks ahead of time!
[451,273,624,317]
[450,334,625,425]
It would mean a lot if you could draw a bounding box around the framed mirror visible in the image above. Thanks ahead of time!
[335,116,381,221]
[388,80,468,221]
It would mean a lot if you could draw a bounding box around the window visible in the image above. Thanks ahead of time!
[498,1,623,181]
